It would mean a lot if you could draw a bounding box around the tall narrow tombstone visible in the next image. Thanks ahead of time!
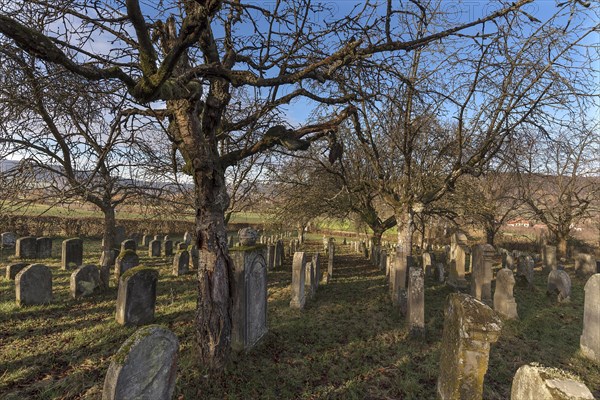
[543,245,557,271]
[326,240,334,283]
[116,267,159,326]
[290,252,306,309]
[274,240,283,269]
[305,260,316,299]
[188,245,199,269]
[313,253,321,287]
[35,237,52,259]
[163,239,173,257]
[114,249,140,279]
[61,238,83,270]
[266,244,275,270]
[449,244,469,289]
[437,293,503,400]
[70,264,101,299]
[15,264,52,306]
[148,239,161,257]
[407,266,425,335]
[392,250,408,307]
[16,236,37,259]
[379,249,387,272]
[230,244,268,350]
[172,245,189,276]
[511,364,594,400]
[494,268,518,319]
[580,273,600,363]
[6,262,28,280]
[470,244,495,304]
[103,325,179,400]
[141,234,151,247]
[547,269,571,303]
[422,252,433,276]
[1,232,16,248]
[436,263,445,283]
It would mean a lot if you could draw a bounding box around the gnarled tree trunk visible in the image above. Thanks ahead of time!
[99,205,116,289]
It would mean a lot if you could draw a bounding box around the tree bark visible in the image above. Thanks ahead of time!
[485,227,496,246]
[396,207,414,257]
[557,234,568,259]
[99,205,116,289]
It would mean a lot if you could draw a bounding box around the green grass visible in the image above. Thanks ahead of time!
[1,239,598,399]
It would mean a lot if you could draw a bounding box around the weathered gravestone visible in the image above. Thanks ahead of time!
[238,227,258,246]
[290,252,306,309]
[266,244,275,270]
[422,252,433,276]
[5,262,28,280]
[16,236,37,259]
[516,255,535,288]
[70,264,101,299]
[547,269,571,303]
[471,244,495,304]
[379,249,387,272]
[61,238,83,270]
[114,226,126,245]
[183,231,192,245]
[148,239,161,257]
[103,325,179,400]
[407,267,425,335]
[494,268,518,319]
[305,259,316,299]
[274,240,283,269]
[1,232,16,248]
[449,244,469,289]
[574,253,596,276]
[114,249,140,280]
[326,240,334,283]
[580,273,600,363]
[116,267,159,326]
[120,239,137,252]
[437,293,502,400]
[15,264,52,306]
[163,239,173,257]
[313,253,321,287]
[436,263,445,283]
[543,245,557,271]
[188,245,199,270]
[511,364,594,400]
[172,246,189,276]
[230,245,268,351]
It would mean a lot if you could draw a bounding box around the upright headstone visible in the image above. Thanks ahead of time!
[163,239,173,257]
[16,236,37,259]
[379,249,387,272]
[437,293,503,400]
[120,239,137,252]
[326,241,334,283]
[1,232,16,248]
[449,244,469,289]
[114,249,140,279]
[70,264,101,299]
[580,274,600,363]
[305,259,316,299]
[290,252,306,309]
[15,264,52,306]
[266,244,275,270]
[148,239,161,257]
[61,238,83,270]
[494,268,518,319]
[103,325,179,400]
[183,231,192,245]
[188,245,199,270]
[407,267,425,335]
[313,253,321,287]
[114,226,126,245]
[543,245,557,271]
[274,240,283,269]
[547,269,571,303]
[470,244,495,304]
[392,250,408,309]
[575,253,596,276]
[172,247,189,276]
[5,262,28,280]
[511,364,594,400]
[435,263,445,283]
[115,267,159,326]
[141,234,151,247]
[516,255,534,288]
[422,252,433,276]
[230,244,268,351]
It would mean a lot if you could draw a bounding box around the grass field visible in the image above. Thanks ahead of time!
[0,239,598,399]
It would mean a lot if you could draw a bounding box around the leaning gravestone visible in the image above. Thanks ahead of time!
[230,243,268,351]
[1,232,16,248]
[580,273,600,363]
[15,264,52,306]
[148,240,161,257]
[290,252,306,309]
[437,293,502,400]
[114,249,140,279]
[70,264,101,299]
[103,325,179,400]
[61,238,83,270]
[16,236,37,259]
[494,268,518,319]
[172,246,189,276]
[115,267,159,326]
[511,364,594,400]
[5,262,28,280]
[547,270,571,303]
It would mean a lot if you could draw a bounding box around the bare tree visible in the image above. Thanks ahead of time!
[0,0,595,369]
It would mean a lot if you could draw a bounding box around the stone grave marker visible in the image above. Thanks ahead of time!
[580,273,600,363]
[103,325,178,400]
[230,244,268,350]
[1,232,16,248]
[70,264,101,298]
[326,240,335,283]
[15,264,52,306]
[449,243,469,289]
[543,245,557,271]
[511,364,594,400]
[290,252,306,309]
[6,262,28,280]
[16,236,37,259]
[305,260,316,299]
[422,252,433,276]
[120,239,137,252]
[435,263,445,283]
[163,239,173,257]
[116,267,159,326]
[471,244,495,304]
[407,267,425,335]
[547,269,571,303]
[437,293,502,400]
[266,244,275,270]
[148,239,161,257]
[114,226,126,245]
[575,253,596,276]
[141,234,151,247]
[379,249,387,272]
[494,268,518,319]
[188,245,199,270]
[172,247,189,276]
[61,238,83,270]
[114,249,140,279]
[313,253,321,287]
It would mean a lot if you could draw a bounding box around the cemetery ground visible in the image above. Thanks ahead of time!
[1,238,599,399]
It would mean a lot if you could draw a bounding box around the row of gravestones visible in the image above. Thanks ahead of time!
[9,236,84,269]
[289,240,335,309]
